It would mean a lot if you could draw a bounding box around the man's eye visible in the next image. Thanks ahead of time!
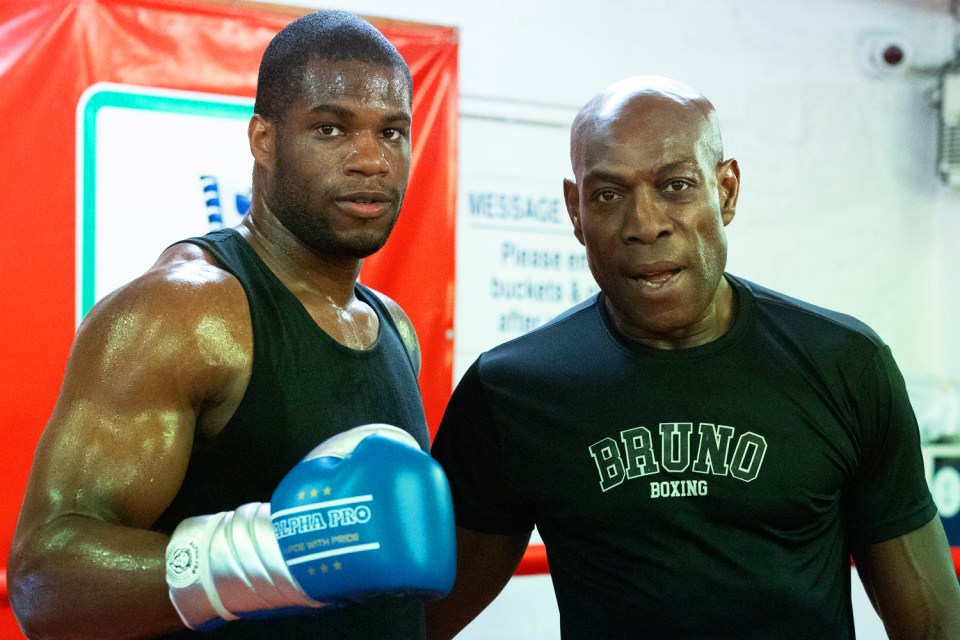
[597,190,619,202]
[383,128,408,141]
[316,124,342,136]
[665,180,690,192]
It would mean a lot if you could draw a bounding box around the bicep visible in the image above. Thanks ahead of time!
[425,527,531,640]
[853,516,960,639]
[19,311,198,533]
[16,255,253,535]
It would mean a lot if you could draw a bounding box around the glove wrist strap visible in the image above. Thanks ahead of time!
[165,502,321,631]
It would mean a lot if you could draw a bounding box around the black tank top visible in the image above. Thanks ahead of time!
[156,228,428,639]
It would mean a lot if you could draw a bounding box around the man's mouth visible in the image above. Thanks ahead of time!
[635,266,682,289]
[336,192,392,217]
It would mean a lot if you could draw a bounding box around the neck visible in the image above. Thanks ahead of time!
[606,277,737,350]
[238,208,361,306]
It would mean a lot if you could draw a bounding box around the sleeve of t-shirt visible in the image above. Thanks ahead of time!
[430,359,536,535]
[844,345,937,545]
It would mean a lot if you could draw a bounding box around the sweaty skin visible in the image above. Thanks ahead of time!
[7,55,421,640]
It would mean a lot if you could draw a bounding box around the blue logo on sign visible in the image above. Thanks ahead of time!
[200,175,251,229]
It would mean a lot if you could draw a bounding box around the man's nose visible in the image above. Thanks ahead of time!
[622,189,673,244]
[344,131,390,176]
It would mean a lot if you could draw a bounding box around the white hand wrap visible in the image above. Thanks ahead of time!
[165,501,322,631]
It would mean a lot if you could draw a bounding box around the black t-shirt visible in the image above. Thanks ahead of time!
[432,274,936,639]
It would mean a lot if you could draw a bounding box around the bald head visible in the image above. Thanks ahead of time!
[570,76,723,177]
[561,75,741,349]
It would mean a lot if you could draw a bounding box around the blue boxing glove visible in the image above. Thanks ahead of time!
[271,423,456,603]
[164,424,455,631]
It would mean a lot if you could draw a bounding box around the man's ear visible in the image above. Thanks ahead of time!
[563,178,585,246]
[248,114,275,168]
[717,158,740,226]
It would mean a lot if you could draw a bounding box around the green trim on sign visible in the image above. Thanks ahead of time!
[79,87,253,318]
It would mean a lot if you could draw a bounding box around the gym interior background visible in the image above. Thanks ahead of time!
[1,0,959,638]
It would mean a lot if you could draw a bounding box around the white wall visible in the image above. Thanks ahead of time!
[259,1,960,637]
[276,0,960,381]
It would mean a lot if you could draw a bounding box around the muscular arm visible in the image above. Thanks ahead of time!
[853,516,960,639]
[8,247,251,640]
[424,527,531,640]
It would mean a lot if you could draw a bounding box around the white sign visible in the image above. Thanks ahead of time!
[454,114,595,379]
[76,82,254,323]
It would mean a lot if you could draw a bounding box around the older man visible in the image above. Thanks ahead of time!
[427,76,960,639]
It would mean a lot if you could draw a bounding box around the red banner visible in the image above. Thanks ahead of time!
[0,1,456,635]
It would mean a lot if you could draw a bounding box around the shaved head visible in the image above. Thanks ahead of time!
[562,75,740,348]
[570,76,723,178]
